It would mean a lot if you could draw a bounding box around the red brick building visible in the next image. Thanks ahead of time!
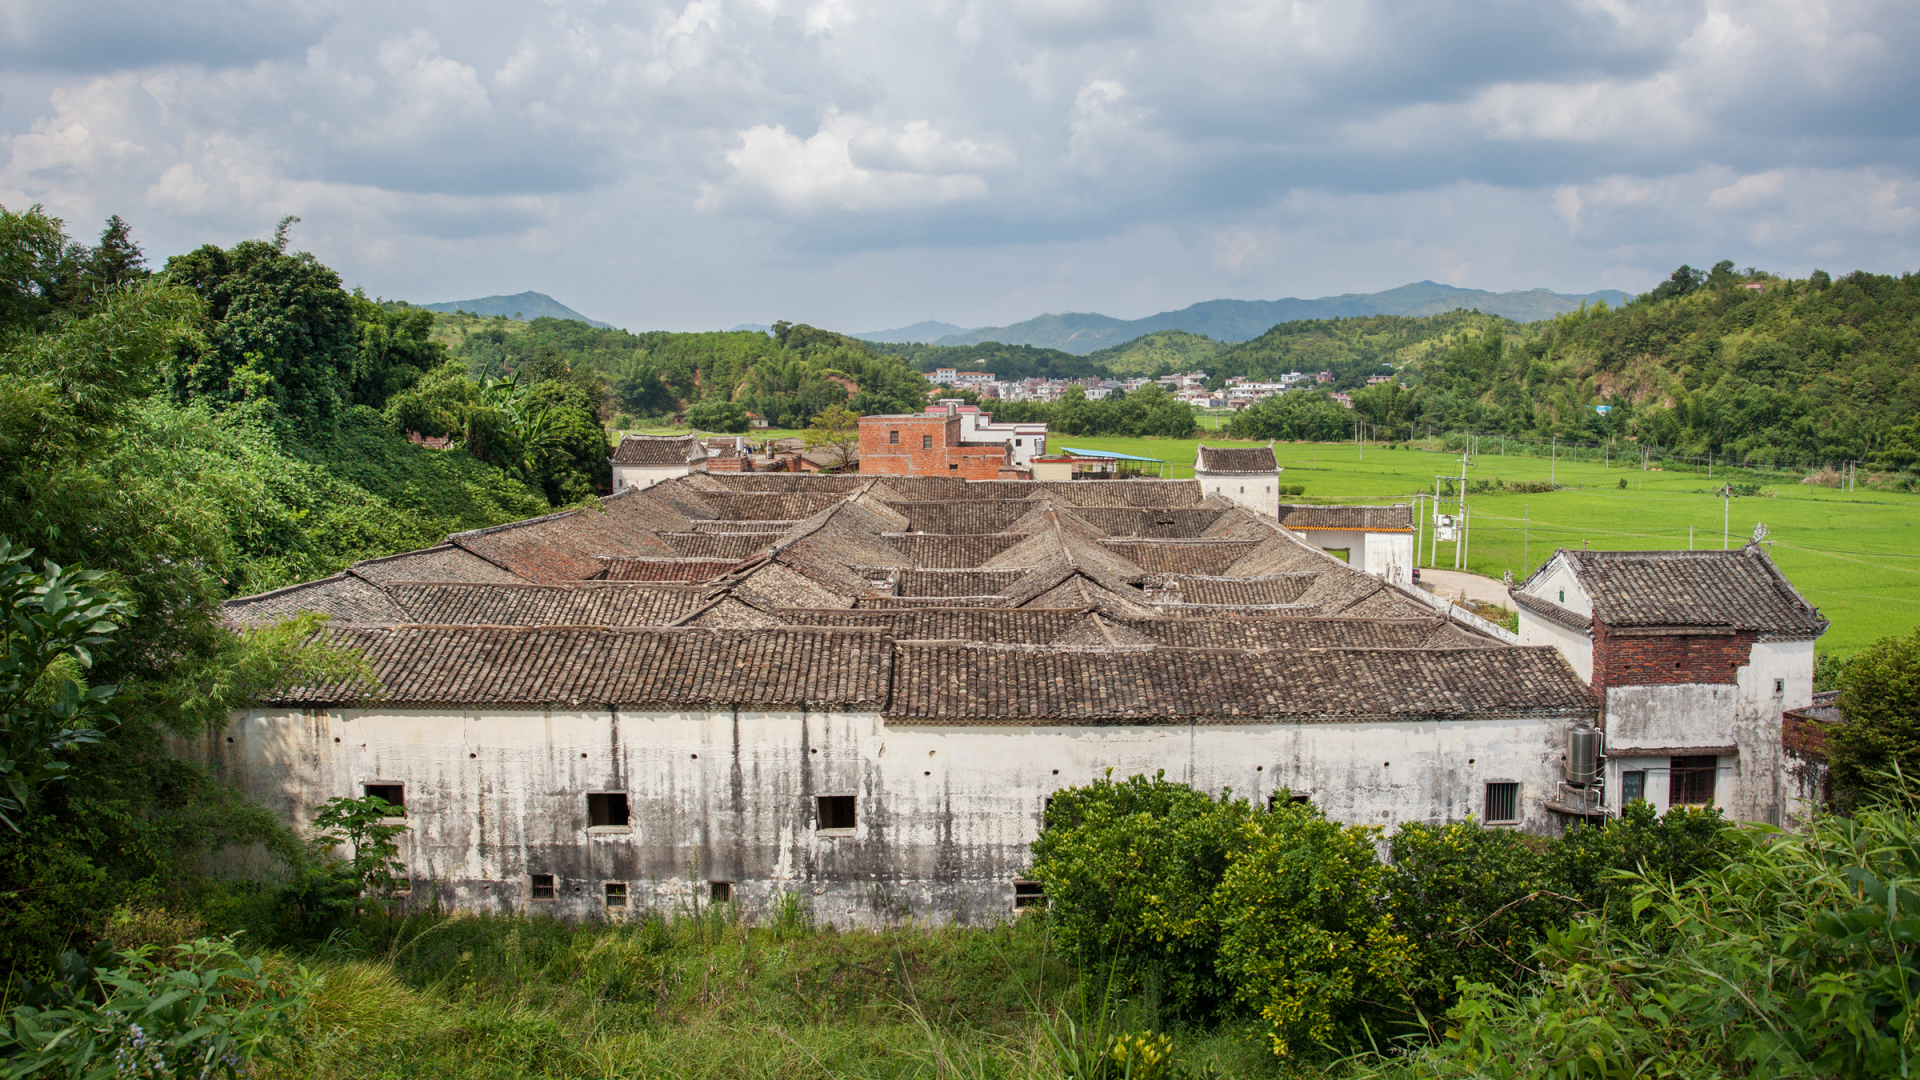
[857,412,1024,479]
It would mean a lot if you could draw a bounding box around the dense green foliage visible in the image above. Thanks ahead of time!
[987,384,1197,439]
[439,313,934,429]
[870,340,1112,384]
[1031,774,1734,1059]
[1083,331,1223,377]
[1225,390,1354,440]
[0,204,560,984]
[1208,312,1513,392]
[1830,628,1920,810]
[1364,784,1920,1080]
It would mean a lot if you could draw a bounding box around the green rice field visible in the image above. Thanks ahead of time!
[1050,434,1920,656]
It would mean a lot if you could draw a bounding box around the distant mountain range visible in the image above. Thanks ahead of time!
[419,291,613,329]
[856,281,1632,354]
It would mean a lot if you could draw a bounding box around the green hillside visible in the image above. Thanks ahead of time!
[434,312,931,430]
[1082,329,1224,375]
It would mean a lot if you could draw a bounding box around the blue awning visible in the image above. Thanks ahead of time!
[1058,447,1167,463]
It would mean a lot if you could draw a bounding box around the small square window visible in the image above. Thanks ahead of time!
[1774,678,1785,694]
[588,792,630,827]
[1620,770,1645,805]
[1013,880,1046,909]
[1268,791,1312,810]
[816,794,856,830]
[923,434,933,449]
[531,874,556,900]
[1484,781,1521,824]
[604,881,628,907]
[949,463,959,470]
[363,783,405,814]
[889,430,899,444]
[710,881,733,903]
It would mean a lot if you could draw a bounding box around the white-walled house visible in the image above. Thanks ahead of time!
[1193,444,1280,515]
[611,435,708,491]
[1275,505,1417,585]
[926,401,1048,469]
[1511,546,1826,825]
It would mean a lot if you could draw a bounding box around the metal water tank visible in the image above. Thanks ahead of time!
[1565,725,1603,786]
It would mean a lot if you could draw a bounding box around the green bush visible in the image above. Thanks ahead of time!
[1831,628,1920,810]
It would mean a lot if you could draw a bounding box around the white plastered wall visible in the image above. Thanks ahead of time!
[1197,472,1279,517]
[1516,608,1594,683]
[194,706,1577,925]
[612,463,692,491]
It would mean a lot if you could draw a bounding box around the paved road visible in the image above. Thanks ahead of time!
[1419,568,1513,610]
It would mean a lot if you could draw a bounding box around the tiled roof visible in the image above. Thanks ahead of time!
[886,643,1592,722]
[1157,573,1318,606]
[611,434,702,465]
[1119,616,1458,650]
[1098,539,1266,575]
[779,607,1086,643]
[383,582,713,626]
[346,544,525,585]
[1557,547,1827,637]
[595,557,742,582]
[892,501,1044,535]
[224,573,412,626]
[273,626,890,708]
[698,492,851,521]
[885,533,1030,567]
[1276,504,1415,531]
[895,568,1036,598]
[1065,507,1231,538]
[1034,480,1204,507]
[661,532,782,560]
[691,474,867,493]
[1194,445,1279,474]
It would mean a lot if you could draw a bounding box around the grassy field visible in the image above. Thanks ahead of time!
[1054,435,1920,655]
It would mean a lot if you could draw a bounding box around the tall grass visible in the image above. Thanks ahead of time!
[258,909,1273,1080]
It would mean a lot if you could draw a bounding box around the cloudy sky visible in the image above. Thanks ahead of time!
[4,0,1917,331]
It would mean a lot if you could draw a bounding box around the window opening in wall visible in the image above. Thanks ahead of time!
[362,783,405,814]
[816,794,857,830]
[1484,781,1521,824]
[1558,589,1565,602]
[1621,770,1646,805]
[710,881,733,903]
[604,882,628,907]
[1239,486,1245,494]
[588,792,630,827]
[949,463,959,470]
[923,434,933,449]
[531,874,556,900]
[1670,756,1718,806]
[1268,791,1312,809]
[1013,880,1046,909]
[1775,678,1785,693]
[889,430,899,445]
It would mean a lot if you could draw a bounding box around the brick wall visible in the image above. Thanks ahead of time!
[1590,622,1757,692]
[1782,712,1831,758]
[858,415,1010,480]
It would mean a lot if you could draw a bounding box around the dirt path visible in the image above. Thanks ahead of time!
[1419,568,1513,610]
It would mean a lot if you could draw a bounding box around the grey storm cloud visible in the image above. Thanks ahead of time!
[2,0,1917,331]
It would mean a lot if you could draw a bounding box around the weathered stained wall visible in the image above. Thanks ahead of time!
[1515,608,1593,682]
[195,706,1573,925]
[1288,528,1414,585]
[613,463,693,491]
[857,416,1011,480]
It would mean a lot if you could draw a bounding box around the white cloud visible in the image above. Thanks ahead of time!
[0,0,1916,330]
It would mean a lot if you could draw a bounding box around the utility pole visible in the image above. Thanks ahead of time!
[1456,451,1470,570]
[1720,484,1733,550]
[1551,435,1557,485]
[1524,504,1529,572]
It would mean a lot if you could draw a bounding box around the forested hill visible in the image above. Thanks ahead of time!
[430,313,932,430]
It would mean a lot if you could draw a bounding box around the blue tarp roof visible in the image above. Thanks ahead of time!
[1058,447,1166,463]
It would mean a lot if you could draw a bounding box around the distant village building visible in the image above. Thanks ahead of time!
[923,401,1048,469]
[1028,454,1120,481]
[611,434,707,491]
[1512,547,1826,823]
[1192,443,1281,515]
[1276,504,1416,584]
[857,403,1032,479]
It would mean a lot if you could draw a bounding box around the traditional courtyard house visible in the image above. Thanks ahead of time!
[1511,546,1826,824]
[1275,504,1416,584]
[1193,443,1281,515]
[201,473,1823,926]
[611,434,707,491]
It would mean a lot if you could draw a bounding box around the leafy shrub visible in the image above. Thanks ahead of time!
[1830,627,1920,810]
[1029,772,1255,1023]
[0,937,317,1079]
[1211,803,1408,1056]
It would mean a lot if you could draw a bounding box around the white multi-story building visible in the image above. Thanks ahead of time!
[924,401,1048,468]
